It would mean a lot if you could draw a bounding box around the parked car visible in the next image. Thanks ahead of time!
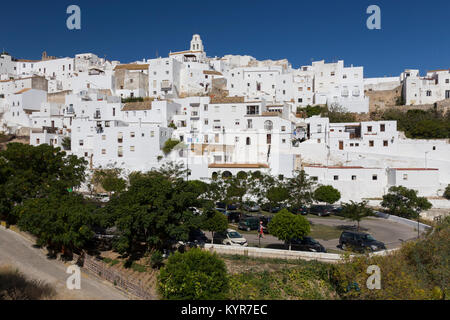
[290,236,326,252]
[339,231,386,252]
[188,229,208,244]
[216,202,237,211]
[330,206,344,216]
[215,208,231,216]
[261,204,282,213]
[238,217,260,231]
[188,207,202,215]
[227,211,242,223]
[242,202,261,212]
[288,205,309,215]
[309,205,333,217]
[94,193,110,203]
[213,229,248,246]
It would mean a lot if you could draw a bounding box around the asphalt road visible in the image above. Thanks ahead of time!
[0,226,129,300]
[229,216,421,252]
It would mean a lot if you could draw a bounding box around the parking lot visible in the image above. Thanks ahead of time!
[224,215,422,253]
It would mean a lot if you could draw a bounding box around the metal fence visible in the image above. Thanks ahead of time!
[74,252,155,300]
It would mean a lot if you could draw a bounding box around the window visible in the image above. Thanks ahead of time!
[311,176,318,181]
[204,104,208,111]
[317,139,321,143]
[367,126,372,132]
[282,139,286,143]
[343,74,347,79]
[118,132,123,143]
[130,132,135,138]
[204,119,209,125]
[113,108,116,116]
[426,90,432,97]
[372,174,378,181]
[380,124,385,132]
[383,140,388,147]
[102,135,106,141]
[246,137,251,145]
[105,121,110,127]
[281,126,286,132]
[433,146,436,151]
[235,119,240,126]
[102,149,106,155]
[334,175,339,181]
[130,146,135,152]
[369,140,374,147]
[235,137,239,143]
[247,119,253,129]
[267,134,272,144]
[36,138,40,144]
[79,140,84,146]
[403,174,408,181]
[352,175,357,181]
[246,105,259,115]
[150,131,155,137]
[118,146,123,157]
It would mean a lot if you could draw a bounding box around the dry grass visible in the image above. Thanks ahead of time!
[0,265,56,300]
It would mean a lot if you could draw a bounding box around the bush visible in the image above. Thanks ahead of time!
[443,185,450,200]
[162,139,181,155]
[158,248,229,300]
[150,250,164,269]
[314,185,341,205]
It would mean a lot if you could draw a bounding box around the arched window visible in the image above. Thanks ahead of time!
[212,172,218,180]
[246,137,251,145]
[222,171,232,179]
[264,120,273,131]
[237,171,248,180]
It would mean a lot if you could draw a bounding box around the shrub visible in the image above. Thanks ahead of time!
[162,139,181,155]
[158,248,229,300]
[443,185,450,200]
[150,250,164,269]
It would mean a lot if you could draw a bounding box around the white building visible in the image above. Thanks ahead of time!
[402,68,450,105]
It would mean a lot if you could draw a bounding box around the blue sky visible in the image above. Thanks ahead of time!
[2,0,449,77]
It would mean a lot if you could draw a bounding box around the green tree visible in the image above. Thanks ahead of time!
[443,185,450,200]
[0,143,87,224]
[14,194,95,257]
[268,209,310,250]
[158,248,229,300]
[61,137,71,151]
[162,139,181,155]
[266,186,289,211]
[287,170,316,211]
[201,211,228,243]
[91,168,126,196]
[341,201,374,231]
[381,186,432,219]
[313,185,341,205]
[105,170,202,259]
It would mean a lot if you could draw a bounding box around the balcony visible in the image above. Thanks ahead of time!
[161,81,172,91]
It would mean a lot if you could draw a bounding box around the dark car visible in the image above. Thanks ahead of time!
[216,202,238,211]
[290,236,326,252]
[238,217,260,231]
[188,229,208,244]
[330,206,344,216]
[227,211,242,223]
[288,205,309,215]
[339,231,386,252]
[261,204,282,213]
[309,205,333,217]
[242,202,261,212]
